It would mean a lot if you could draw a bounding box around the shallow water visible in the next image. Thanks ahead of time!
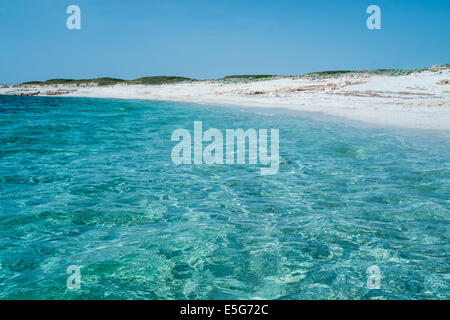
[0,95,448,299]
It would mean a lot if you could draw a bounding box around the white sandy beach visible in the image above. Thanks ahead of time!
[2,67,450,131]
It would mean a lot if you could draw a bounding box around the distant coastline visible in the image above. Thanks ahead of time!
[4,66,449,87]
[1,65,449,131]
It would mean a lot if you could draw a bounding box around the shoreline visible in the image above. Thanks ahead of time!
[1,68,449,131]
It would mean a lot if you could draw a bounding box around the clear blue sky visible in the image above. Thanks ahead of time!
[0,0,449,84]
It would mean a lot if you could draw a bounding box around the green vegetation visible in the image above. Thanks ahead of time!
[219,75,275,83]
[306,70,354,76]
[96,78,126,86]
[44,79,86,85]
[303,70,355,79]
[303,68,431,79]
[366,68,427,76]
[20,76,193,86]
[128,76,193,85]
[23,78,94,86]
[16,65,447,86]
[22,81,44,85]
[42,78,125,86]
[222,75,274,80]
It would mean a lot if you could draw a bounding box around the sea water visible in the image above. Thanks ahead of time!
[0,96,448,299]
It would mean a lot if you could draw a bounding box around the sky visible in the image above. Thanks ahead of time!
[0,0,449,84]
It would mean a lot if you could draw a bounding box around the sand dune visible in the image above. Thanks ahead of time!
[2,68,449,131]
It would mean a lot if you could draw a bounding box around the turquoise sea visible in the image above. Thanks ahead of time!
[0,95,448,299]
